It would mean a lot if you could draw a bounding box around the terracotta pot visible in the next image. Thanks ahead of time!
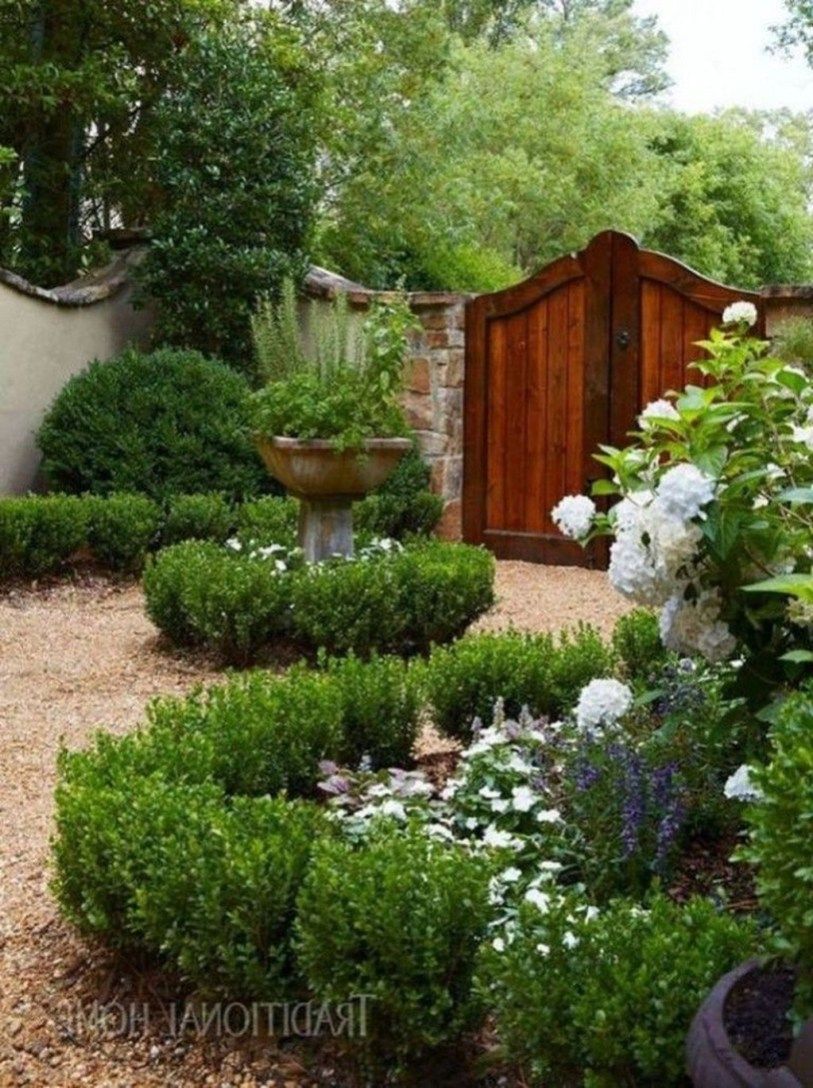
[255,436,412,500]
[254,436,411,562]
[687,960,808,1088]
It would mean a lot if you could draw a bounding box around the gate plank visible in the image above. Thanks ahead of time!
[485,318,508,530]
[525,299,548,534]
[504,311,529,531]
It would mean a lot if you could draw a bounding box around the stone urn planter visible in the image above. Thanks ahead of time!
[256,436,412,562]
[687,959,813,1088]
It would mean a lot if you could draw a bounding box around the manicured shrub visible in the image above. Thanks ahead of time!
[86,492,162,570]
[483,891,759,1088]
[37,347,269,502]
[355,447,443,539]
[292,542,494,657]
[743,688,813,1015]
[292,556,405,657]
[612,608,668,683]
[146,667,345,798]
[0,494,87,578]
[295,828,493,1073]
[143,541,294,661]
[162,493,235,546]
[424,624,614,741]
[134,796,330,999]
[236,495,298,549]
[320,652,421,768]
[396,541,495,649]
[53,756,330,997]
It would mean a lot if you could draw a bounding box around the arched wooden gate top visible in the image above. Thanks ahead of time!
[462,230,764,565]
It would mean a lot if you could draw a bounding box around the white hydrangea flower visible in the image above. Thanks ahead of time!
[639,399,679,428]
[562,931,580,949]
[551,494,596,540]
[722,301,758,327]
[608,532,660,604]
[492,937,506,953]
[723,764,763,803]
[536,808,561,824]
[659,589,736,663]
[656,464,716,522]
[650,515,702,584]
[574,678,633,734]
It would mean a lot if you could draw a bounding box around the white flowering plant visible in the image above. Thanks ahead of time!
[553,321,813,709]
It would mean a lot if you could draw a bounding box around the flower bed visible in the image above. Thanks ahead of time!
[53,609,760,1084]
[143,538,496,661]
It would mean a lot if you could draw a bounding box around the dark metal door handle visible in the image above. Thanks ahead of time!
[616,329,630,349]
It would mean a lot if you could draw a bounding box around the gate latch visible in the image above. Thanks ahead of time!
[616,329,631,349]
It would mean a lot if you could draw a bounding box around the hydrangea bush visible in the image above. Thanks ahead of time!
[553,308,813,709]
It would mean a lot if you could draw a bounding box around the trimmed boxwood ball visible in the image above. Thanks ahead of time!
[292,541,495,657]
[319,652,421,768]
[235,495,299,549]
[161,493,235,546]
[295,827,494,1073]
[37,347,269,502]
[481,891,759,1088]
[143,540,295,660]
[86,492,162,571]
[612,607,668,683]
[0,494,87,578]
[423,624,615,741]
[53,764,331,999]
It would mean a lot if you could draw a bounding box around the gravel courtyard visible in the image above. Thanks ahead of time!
[0,563,628,1088]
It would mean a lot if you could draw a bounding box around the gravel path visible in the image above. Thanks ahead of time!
[0,564,626,1087]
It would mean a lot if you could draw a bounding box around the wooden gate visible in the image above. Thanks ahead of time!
[462,230,764,565]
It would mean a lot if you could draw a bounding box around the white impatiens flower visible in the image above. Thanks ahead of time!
[574,678,633,734]
[551,494,596,540]
[724,764,763,803]
[656,464,716,522]
[722,301,758,328]
[380,799,407,820]
[525,888,552,912]
[639,399,679,428]
[659,589,736,663]
[511,785,536,813]
[791,406,813,450]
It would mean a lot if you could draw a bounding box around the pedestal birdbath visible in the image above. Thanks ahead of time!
[256,436,412,563]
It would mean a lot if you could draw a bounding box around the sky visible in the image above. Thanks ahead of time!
[632,0,813,113]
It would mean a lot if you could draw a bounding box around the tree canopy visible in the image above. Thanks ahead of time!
[0,0,811,311]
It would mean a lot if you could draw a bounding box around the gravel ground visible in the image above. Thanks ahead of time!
[0,563,626,1088]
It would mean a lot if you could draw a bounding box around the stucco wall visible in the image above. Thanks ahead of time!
[0,249,153,494]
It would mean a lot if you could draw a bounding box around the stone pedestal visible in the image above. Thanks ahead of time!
[298,496,355,562]
[255,435,411,563]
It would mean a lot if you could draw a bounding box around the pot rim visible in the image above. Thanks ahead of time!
[257,435,413,452]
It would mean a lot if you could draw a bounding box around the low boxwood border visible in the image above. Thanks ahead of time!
[143,539,496,661]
